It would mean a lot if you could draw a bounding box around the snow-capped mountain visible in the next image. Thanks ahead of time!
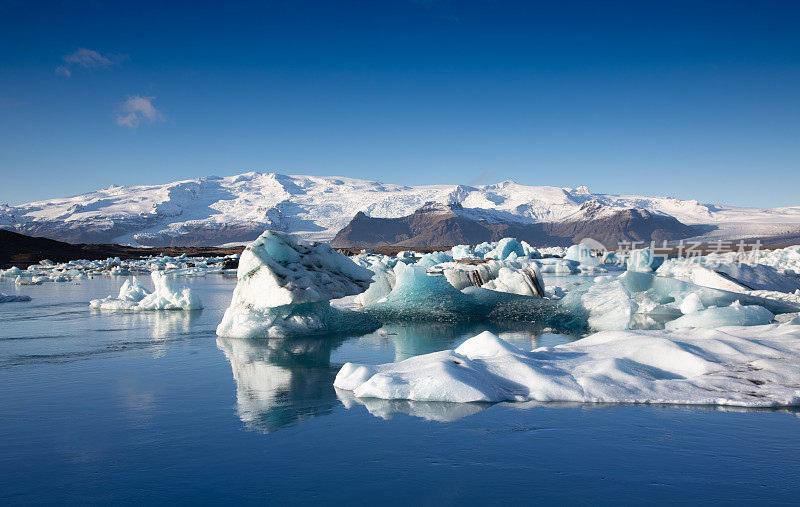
[2,171,800,246]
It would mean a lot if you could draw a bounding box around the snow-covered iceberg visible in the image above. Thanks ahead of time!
[216,231,379,338]
[335,325,800,407]
[89,272,203,311]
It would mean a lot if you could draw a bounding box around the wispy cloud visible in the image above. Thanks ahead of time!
[56,48,124,77]
[115,95,165,128]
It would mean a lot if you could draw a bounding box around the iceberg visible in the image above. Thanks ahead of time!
[363,262,563,326]
[665,301,774,329]
[0,292,31,303]
[216,231,379,338]
[627,248,664,272]
[89,272,203,311]
[658,258,800,294]
[335,325,800,407]
[565,244,600,267]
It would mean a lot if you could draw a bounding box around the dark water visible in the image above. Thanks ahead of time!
[2,276,800,504]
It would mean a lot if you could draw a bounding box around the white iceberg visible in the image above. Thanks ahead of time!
[665,301,774,329]
[89,272,202,311]
[216,231,378,338]
[335,325,800,407]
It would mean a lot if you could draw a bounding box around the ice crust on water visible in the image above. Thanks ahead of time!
[334,325,800,406]
[89,272,203,311]
[216,231,379,338]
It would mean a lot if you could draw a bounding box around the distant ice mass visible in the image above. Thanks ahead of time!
[3,171,800,246]
[334,325,800,407]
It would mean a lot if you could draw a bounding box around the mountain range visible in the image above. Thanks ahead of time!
[2,172,800,247]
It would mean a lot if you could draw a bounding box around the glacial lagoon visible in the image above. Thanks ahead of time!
[2,274,800,504]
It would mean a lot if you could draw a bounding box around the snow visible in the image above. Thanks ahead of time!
[216,231,378,338]
[679,293,705,314]
[334,325,800,407]
[89,272,203,311]
[6,171,800,245]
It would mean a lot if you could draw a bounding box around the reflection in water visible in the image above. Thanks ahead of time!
[217,335,346,433]
[216,322,582,431]
[359,321,575,362]
[336,388,489,422]
[111,310,200,358]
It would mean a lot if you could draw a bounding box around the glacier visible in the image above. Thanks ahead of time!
[4,171,800,246]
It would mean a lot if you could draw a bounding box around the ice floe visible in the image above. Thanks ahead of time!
[89,272,203,311]
[335,325,800,407]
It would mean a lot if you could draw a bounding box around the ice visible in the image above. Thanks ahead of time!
[665,301,774,329]
[565,244,600,267]
[561,278,638,331]
[450,245,472,260]
[362,262,560,325]
[483,238,526,261]
[216,231,378,338]
[415,251,453,269]
[0,292,31,303]
[679,293,705,314]
[117,277,150,302]
[89,272,203,311]
[658,258,800,294]
[335,325,800,407]
[627,248,664,272]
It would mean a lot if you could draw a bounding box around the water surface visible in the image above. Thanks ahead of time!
[2,276,799,504]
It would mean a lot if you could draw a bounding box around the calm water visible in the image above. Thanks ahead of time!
[2,275,800,504]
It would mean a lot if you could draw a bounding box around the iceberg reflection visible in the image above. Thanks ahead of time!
[217,335,346,433]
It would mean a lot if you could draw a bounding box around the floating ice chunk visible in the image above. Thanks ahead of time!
[117,277,150,302]
[364,262,475,321]
[658,259,800,294]
[665,301,774,329]
[451,245,472,260]
[627,248,663,272]
[481,266,545,297]
[484,238,526,261]
[363,262,559,324]
[0,266,23,278]
[335,325,800,407]
[565,244,600,267]
[679,293,705,314]
[354,262,396,307]
[217,231,378,338]
[561,278,638,331]
[231,231,374,308]
[536,258,579,274]
[0,292,31,303]
[415,251,453,269]
[89,272,202,311]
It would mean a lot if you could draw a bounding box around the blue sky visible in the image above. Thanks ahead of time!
[0,0,798,207]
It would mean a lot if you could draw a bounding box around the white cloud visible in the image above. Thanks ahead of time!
[64,48,113,68]
[56,48,122,77]
[115,95,166,128]
[54,65,71,77]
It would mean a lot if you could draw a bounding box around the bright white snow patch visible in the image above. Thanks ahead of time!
[335,325,800,407]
